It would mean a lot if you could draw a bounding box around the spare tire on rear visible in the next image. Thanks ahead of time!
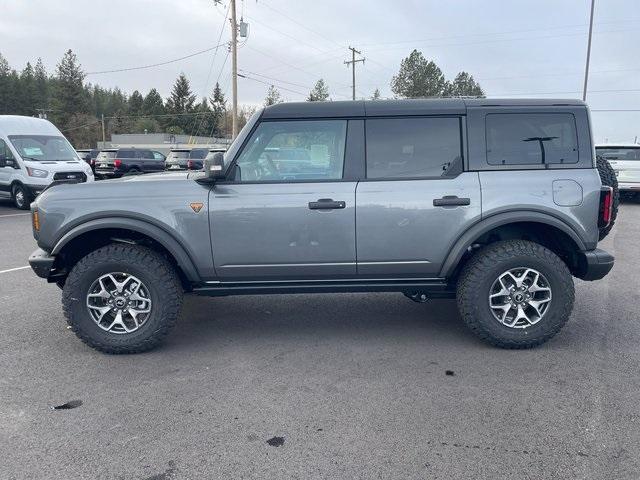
[596,155,619,240]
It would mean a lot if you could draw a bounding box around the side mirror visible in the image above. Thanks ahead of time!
[0,157,14,168]
[203,152,226,180]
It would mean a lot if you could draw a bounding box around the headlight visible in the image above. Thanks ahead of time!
[26,167,48,178]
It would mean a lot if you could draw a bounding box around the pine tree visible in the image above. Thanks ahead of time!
[0,52,14,114]
[166,73,196,132]
[391,50,446,98]
[51,49,88,128]
[307,79,329,102]
[128,90,144,115]
[443,72,485,97]
[264,85,283,106]
[209,82,227,136]
[371,88,381,100]
[34,58,49,112]
[18,62,36,116]
[142,88,166,117]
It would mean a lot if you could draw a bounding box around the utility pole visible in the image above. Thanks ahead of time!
[582,0,595,101]
[344,46,365,101]
[101,113,106,145]
[230,0,239,139]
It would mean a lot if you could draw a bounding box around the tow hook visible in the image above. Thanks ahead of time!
[405,292,429,303]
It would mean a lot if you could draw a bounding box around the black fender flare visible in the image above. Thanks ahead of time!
[51,217,201,282]
[439,211,587,278]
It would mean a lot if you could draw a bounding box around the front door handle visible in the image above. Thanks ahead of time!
[308,198,346,210]
[433,195,471,207]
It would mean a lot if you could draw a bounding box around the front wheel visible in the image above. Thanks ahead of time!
[12,184,30,210]
[62,244,183,354]
[457,240,575,349]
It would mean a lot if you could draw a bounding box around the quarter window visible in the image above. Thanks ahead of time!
[486,113,578,165]
[365,117,462,179]
[234,120,347,182]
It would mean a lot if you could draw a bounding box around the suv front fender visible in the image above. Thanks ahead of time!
[50,217,201,282]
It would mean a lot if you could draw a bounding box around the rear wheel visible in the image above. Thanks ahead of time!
[62,244,183,354]
[12,184,30,210]
[596,155,619,240]
[457,240,574,349]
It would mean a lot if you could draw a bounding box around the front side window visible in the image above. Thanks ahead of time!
[596,147,640,161]
[9,135,77,162]
[486,113,579,165]
[234,120,347,182]
[366,117,462,179]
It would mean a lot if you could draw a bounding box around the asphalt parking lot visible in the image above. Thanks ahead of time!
[1,198,639,480]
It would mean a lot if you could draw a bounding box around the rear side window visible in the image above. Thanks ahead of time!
[596,147,640,161]
[139,150,154,159]
[486,113,578,165]
[117,150,136,158]
[365,117,462,179]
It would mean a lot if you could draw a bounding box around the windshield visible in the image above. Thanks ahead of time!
[223,109,262,169]
[9,135,78,162]
[167,151,189,160]
[189,149,208,159]
[597,147,640,161]
[96,151,117,160]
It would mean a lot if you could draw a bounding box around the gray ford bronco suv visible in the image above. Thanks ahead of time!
[28,99,616,354]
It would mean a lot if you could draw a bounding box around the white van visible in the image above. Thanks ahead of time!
[0,115,94,209]
[596,143,640,198]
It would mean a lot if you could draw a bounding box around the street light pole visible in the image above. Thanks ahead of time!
[230,0,238,139]
[582,0,595,102]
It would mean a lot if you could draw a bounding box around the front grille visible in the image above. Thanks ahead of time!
[53,171,87,182]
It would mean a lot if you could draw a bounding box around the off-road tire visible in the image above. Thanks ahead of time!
[12,184,30,210]
[62,244,183,354]
[457,240,574,349]
[596,155,619,240]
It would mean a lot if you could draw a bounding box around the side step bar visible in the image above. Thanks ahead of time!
[192,278,455,298]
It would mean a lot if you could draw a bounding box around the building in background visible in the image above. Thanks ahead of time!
[98,133,230,155]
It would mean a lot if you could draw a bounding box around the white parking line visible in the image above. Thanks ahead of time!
[0,266,30,274]
[0,213,30,218]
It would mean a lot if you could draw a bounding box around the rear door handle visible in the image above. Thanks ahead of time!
[308,198,346,210]
[433,195,470,207]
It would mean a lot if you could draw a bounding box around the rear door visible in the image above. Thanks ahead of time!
[356,116,481,277]
[209,118,358,280]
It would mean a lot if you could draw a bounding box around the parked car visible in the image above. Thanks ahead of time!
[94,148,165,178]
[596,144,640,198]
[29,98,616,354]
[76,148,100,173]
[165,148,191,171]
[0,115,94,209]
[191,148,225,171]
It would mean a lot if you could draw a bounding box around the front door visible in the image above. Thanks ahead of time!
[356,116,481,277]
[209,119,357,280]
[0,139,16,198]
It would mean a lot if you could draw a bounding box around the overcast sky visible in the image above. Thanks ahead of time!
[1,0,639,142]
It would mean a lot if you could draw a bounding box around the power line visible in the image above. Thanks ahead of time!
[237,73,308,97]
[238,69,314,89]
[258,1,346,49]
[85,43,227,75]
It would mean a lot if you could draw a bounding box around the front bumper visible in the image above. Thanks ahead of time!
[577,248,614,281]
[28,248,56,279]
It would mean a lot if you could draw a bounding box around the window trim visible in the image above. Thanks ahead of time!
[362,115,465,182]
[484,112,580,167]
[219,117,352,185]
